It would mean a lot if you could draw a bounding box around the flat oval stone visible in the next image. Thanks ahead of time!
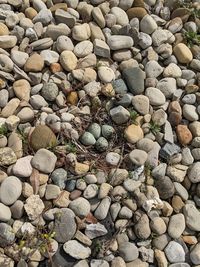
[0,176,22,205]
[30,125,57,151]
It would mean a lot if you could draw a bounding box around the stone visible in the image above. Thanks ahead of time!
[51,168,67,189]
[173,43,193,64]
[155,176,175,200]
[156,77,176,98]
[92,7,105,28]
[183,204,200,231]
[83,184,98,199]
[30,125,57,151]
[69,197,90,218]
[118,242,139,262]
[41,82,59,101]
[55,9,76,28]
[110,7,129,26]
[63,240,91,259]
[31,148,57,173]
[163,63,182,78]
[24,53,44,72]
[0,176,22,205]
[168,214,185,239]
[107,35,134,50]
[24,195,44,221]
[183,104,198,121]
[109,168,128,186]
[127,7,147,20]
[124,124,144,144]
[140,14,157,34]
[176,125,192,146]
[188,162,200,183]
[0,203,11,222]
[13,79,31,102]
[60,51,77,72]
[85,222,108,239]
[110,106,130,124]
[0,89,8,108]
[98,66,115,83]
[1,98,20,118]
[80,132,96,146]
[134,213,151,239]
[132,95,149,115]
[0,147,17,166]
[145,87,166,106]
[129,149,148,166]
[40,50,59,65]
[74,40,93,58]
[45,185,61,200]
[123,67,145,94]
[0,35,17,49]
[33,9,53,25]
[12,156,33,178]
[165,241,185,263]
[56,35,74,53]
[0,23,9,36]
[0,223,15,247]
[145,60,163,78]
[190,243,200,265]
[72,23,91,41]
[94,197,111,220]
[93,39,110,58]
[54,208,76,243]
[0,54,13,72]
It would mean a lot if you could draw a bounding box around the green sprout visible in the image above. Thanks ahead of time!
[183,31,200,47]
[0,125,8,136]
[129,109,139,124]
[65,141,77,153]
[149,121,161,135]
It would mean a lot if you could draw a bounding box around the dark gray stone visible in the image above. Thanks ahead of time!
[54,208,77,243]
[112,79,128,95]
[159,143,181,160]
[155,176,175,200]
[122,67,145,95]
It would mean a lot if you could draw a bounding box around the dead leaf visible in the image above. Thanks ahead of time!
[30,168,40,194]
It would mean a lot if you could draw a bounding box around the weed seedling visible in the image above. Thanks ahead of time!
[149,121,161,135]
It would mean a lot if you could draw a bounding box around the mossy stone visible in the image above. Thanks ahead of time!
[95,137,108,152]
[102,125,115,139]
[30,125,57,151]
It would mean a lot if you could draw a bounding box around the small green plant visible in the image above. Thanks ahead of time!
[177,0,200,19]
[65,141,77,153]
[129,109,139,124]
[0,125,8,136]
[144,163,152,178]
[183,31,200,47]
[149,121,161,135]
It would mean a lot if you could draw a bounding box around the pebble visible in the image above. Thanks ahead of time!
[118,242,139,262]
[0,203,11,222]
[165,241,185,263]
[24,53,44,72]
[63,240,91,260]
[0,223,15,247]
[124,124,144,144]
[110,105,130,124]
[24,194,44,220]
[168,214,185,239]
[145,87,166,106]
[107,35,134,50]
[31,148,57,173]
[54,208,76,243]
[0,176,22,205]
[94,197,111,220]
[183,204,200,231]
[173,43,193,64]
[12,156,33,178]
[123,67,145,94]
[69,197,90,218]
